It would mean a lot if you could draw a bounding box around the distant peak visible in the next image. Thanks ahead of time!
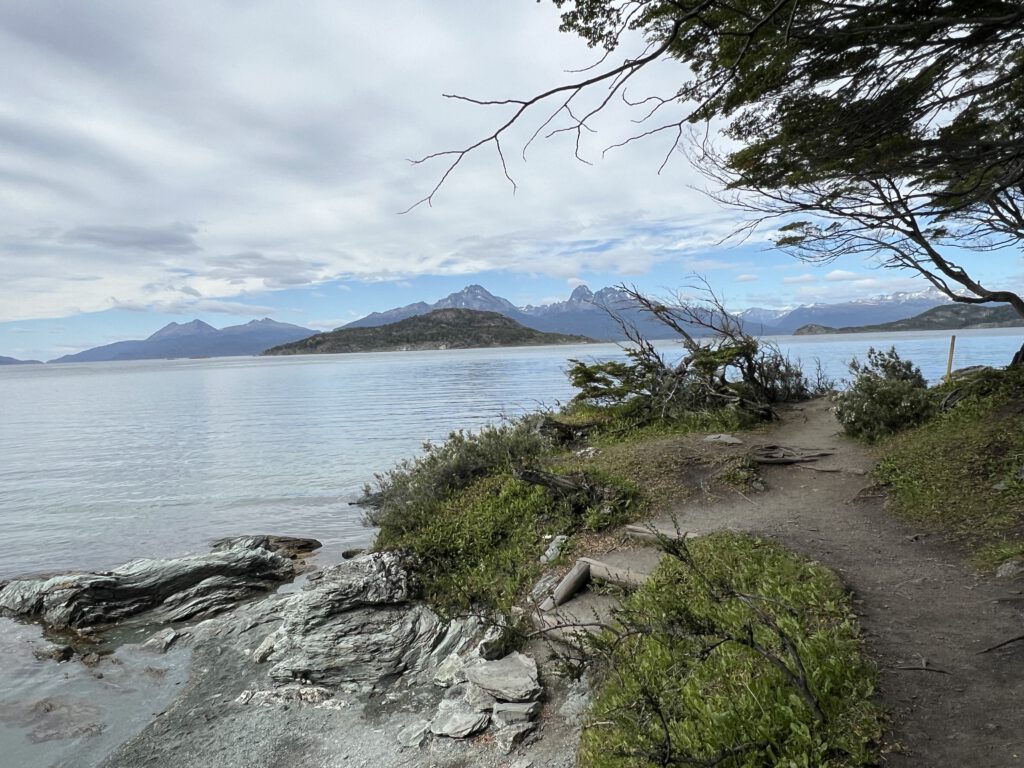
[147,319,217,339]
[569,285,594,302]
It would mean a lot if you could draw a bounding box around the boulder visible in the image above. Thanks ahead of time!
[492,701,540,725]
[268,553,445,686]
[0,536,312,630]
[464,652,541,702]
[540,535,568,564]
[430,686,490,739]
[464,683,497,712]
[210,535,320,560]
[396,720,431,748]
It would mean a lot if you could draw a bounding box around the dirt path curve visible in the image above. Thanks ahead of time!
[655,398,1024,767]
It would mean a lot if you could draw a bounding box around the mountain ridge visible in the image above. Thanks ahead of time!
[345,284,750,340]
[736,289,953,333]
[51,318,315,363]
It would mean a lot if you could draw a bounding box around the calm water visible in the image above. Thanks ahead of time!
[2,327,1022,580]
[1,327,1023,767]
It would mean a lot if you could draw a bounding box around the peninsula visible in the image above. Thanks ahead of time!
[794,303,1024,335]
[262,308,594,355]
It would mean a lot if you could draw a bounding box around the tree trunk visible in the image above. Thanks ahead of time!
[1012,343,1024,367]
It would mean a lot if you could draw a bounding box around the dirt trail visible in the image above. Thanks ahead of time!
[650,398,1024,767]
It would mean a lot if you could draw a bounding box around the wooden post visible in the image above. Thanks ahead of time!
[946,335,957,382]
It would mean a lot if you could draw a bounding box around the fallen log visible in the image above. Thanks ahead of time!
[539,416,596,444]
[749,444,835,465]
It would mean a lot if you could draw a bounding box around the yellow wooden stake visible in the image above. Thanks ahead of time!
[946,334,957,382]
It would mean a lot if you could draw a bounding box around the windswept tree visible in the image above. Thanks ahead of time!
[414,1,1024,315]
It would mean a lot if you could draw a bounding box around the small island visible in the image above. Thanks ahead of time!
[262,308,594,355]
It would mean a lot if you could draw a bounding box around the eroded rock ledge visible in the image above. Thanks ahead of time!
[87,548,581,768]
[1,540,581,767]
[0,535,320,630]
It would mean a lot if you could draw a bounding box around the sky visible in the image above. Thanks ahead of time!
[0,1,1019,361]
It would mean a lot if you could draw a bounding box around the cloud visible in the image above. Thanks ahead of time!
[734,273,758,282]
[567,277,588,288]
[783,274,817,284]
[62,223,201,253]
[824,269,861,282]
[109,297,276,316]
[0,1,754,324]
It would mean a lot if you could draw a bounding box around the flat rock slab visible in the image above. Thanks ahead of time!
[493,701,540,725]
[464,652,540,702]
[0,536,317,630]
[430,696,490,739]
[267,552,446,686]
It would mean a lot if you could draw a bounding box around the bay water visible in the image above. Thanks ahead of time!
[2,327,1023,581]
[0,326,1022,766]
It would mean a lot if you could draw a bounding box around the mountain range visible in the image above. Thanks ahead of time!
[346,284,737,340]
[346,284,959,340]
[5,284,974,365]
[735,290,953,334]
[794,303,1024,335]
[0,355,41,365]
[50,318,315,363]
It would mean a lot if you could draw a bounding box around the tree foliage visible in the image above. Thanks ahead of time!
[418,1,1024,313]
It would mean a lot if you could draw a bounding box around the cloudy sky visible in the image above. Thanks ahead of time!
[0,1,1013,361]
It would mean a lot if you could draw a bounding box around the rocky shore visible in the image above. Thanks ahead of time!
[0,537,585,768]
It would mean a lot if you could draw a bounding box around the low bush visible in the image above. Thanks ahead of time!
[579,533,882,768]
[361,414,551,533]
[362,412,640,615]
[876,365,1024,569]
[373,470,638,615]
[376,474,560,614]
[833,347,934,441]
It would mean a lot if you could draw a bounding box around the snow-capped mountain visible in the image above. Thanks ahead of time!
[738,289,953,334]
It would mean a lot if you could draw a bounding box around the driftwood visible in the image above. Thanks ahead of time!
[749,445,835,465]
[515,468,595,496]
[539,416,595,444]
[539,560,592,611]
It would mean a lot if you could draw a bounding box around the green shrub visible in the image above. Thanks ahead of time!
[361,414,551,533]
[362,412,642,614]
[833,347,933,441]
[875,365,1024,567]
[580,533,882,768]
[377,474,559,614]
[374,470,638,615]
